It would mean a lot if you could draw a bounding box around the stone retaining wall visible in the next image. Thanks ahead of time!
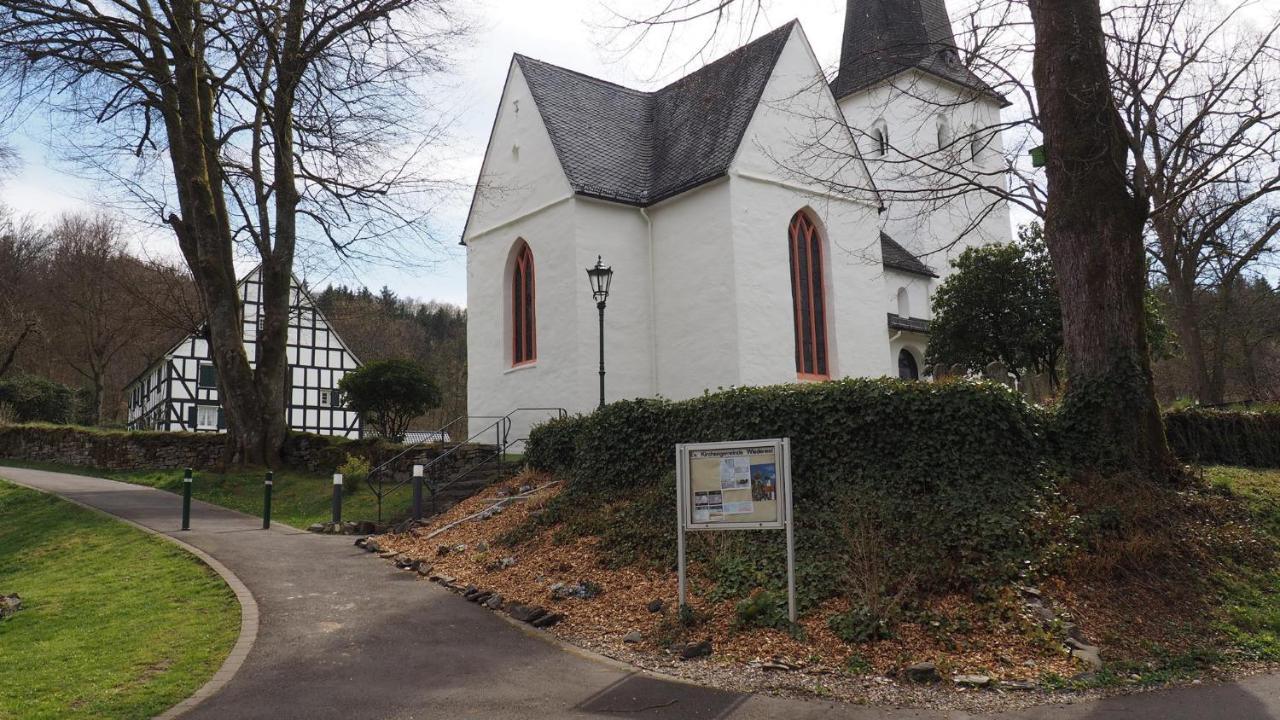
[0,424,494,476]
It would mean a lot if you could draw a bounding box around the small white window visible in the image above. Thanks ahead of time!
[197,405,219,429]
[897,287,911,318]
[936,116,952,154]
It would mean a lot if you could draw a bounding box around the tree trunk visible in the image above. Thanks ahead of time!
[1166,278,1219,405]
[1028,0,1176,476]
[159,1,289,467]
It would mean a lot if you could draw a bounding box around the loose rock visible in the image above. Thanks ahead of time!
[623,631,643,644]
[508,604,547,624]
[999,680,1037,691]
[1065,638,1103,671]
[904,662,941,684]
[953,674,992,688]
[681,639,713,660]
[0,594,22,620]
[483,594,504,610]
[647,599,665,613]
[532,612,563,628]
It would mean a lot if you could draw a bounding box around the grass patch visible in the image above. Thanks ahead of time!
[1205,466,1280,661]
[0,480,239,720]
[0,459,411,527]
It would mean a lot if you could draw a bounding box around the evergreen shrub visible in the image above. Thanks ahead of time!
[525,378,1054,595]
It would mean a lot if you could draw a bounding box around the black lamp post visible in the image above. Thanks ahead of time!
[586,255,614,409]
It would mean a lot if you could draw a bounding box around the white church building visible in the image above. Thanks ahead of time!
[464,0,1011,441]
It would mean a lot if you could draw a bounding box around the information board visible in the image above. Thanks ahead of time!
[678,441,787,529]
[675,438,796,620]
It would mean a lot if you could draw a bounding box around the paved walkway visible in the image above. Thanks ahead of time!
[4,466,1280,720]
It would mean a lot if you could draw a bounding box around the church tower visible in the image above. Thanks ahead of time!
[831,0,997,102]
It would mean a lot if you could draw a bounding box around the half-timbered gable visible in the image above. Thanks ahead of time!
[125,268,364,438]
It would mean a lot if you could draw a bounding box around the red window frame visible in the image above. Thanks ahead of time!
[788,212,829,379]
[512,242,537,366]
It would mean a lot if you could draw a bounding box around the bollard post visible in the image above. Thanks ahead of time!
[412,464,424,522]
[181,468,192,531]
[332,473,343,524]
[263,471,273,530]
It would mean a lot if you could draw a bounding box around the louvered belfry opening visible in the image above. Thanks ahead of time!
[512,241,537,365]
[788,212,829,378]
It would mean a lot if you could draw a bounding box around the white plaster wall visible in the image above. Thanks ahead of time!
[648,180,740,400]
[463,62,574,243]
[466,200,582,443]
[838,70,1012,281]
[728,25,887,387]
[572,199,655,405]
[884,268,933,321]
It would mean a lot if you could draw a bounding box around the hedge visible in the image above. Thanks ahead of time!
[1165,409,1280,468]
[526,378,1054,595]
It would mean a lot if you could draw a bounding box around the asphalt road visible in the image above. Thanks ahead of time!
[3,465,1278,720]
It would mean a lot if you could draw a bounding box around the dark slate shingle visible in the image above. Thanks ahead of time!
[880,231,937,277]
[515,22,795,207]
[830,0,1005,105]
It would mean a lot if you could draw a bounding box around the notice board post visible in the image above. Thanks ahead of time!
[676,438,795,622]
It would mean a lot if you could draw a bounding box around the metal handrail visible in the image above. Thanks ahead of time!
[363,406,569,522]
[367,414,508,479]
[366,415,511,521]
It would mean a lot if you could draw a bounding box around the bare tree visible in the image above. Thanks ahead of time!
[0,206,47,378]
[41,213,154,423]
[1112,2,1280,404]
[0,0,465,463]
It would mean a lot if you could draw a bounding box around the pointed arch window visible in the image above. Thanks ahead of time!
[789,212,829,379]
[511,241,537,365]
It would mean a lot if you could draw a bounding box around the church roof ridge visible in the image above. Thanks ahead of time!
[513,22,796,206]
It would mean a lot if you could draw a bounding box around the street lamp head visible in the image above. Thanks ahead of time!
[586,255,613,303]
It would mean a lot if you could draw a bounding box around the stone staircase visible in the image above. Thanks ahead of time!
[379,444,520,520]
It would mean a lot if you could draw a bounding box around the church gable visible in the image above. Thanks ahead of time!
[729,23,873,202]
[494,22,793,209]
[462,60,575,243]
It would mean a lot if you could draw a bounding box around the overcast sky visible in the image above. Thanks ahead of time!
[1,0,861,307]
[16,1,1271,306]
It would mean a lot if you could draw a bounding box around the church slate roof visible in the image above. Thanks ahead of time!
[887,313,931,333]
[830,0,1005,105]
[880,231,937,277]
[514,22,795,207]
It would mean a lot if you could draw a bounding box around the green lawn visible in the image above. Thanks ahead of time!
[0,459,412,527]
[0,481,239,720]
[1206,465,1280,660]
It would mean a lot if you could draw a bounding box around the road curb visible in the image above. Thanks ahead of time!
[0,475,259,720]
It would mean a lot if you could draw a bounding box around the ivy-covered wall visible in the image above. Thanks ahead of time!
[1165,409,1280,468]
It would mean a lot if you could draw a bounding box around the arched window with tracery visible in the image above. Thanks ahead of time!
[511,241,536,365]
[789,211,829,378]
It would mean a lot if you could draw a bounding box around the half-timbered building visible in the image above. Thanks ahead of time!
[126,267,364,438]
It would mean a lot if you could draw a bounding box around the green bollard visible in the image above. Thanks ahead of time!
[181,468,192,531]
[263,471,273,530]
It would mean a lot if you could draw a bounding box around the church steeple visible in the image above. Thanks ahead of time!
[830,0,997,102]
